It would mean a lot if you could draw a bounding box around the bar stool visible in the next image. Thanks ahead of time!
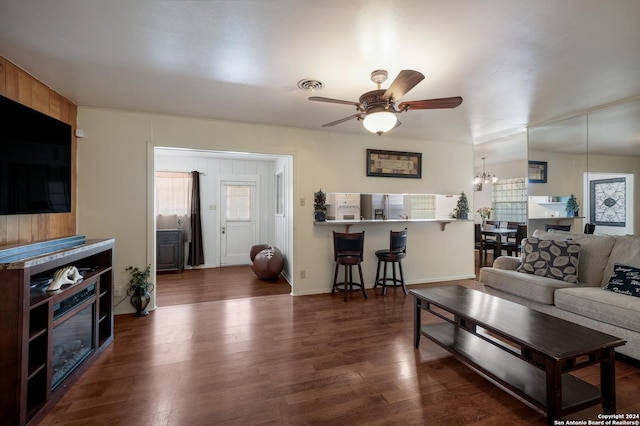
[331,231,367,301]
[374,228,408,295]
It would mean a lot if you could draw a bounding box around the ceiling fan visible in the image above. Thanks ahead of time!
[309,69,462,135]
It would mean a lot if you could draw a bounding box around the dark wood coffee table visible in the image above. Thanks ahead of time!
[410,285,626,425]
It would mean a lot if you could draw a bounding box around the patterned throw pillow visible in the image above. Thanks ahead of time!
[516,237,580,283]
[605,263,640,297]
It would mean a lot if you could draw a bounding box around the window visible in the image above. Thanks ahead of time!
[156,171,192,231]
[225,185,252,220]
[409,194,436,219]
[492,177,527,223]
[275,172,284,215]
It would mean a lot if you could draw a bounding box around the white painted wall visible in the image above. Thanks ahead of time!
[76,107,475,314]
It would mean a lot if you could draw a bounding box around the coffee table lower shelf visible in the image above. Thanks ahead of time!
[421,322,602,415]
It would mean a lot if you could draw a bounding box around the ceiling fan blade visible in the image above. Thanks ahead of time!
[309,96,361,107]
[383,70,425,101]
[321,113,362,127]
[398,96,463,111]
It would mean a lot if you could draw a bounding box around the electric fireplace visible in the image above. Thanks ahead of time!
[51,283,96,390]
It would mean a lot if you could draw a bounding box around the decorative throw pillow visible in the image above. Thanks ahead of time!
[605,263,640,297]
[516,237,580,283]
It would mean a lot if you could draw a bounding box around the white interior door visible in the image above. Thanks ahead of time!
[220,181,258,265]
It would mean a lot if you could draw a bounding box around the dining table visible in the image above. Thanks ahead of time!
[481,227,517,254]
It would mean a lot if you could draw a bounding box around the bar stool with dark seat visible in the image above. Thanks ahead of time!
[374,228,408,295]
[332,231,367,301]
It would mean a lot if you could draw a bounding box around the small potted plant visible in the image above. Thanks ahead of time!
[566,194,580,217]
[126,265,154,317]
[451,192,470,219]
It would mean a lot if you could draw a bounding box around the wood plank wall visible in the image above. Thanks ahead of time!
[0,56,77,247]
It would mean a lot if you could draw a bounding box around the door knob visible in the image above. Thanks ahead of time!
[221,227,226,234]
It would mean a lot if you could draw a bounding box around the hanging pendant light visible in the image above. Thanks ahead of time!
[474,157,498,184]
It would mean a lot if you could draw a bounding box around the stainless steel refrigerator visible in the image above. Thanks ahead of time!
[360,193,405,220]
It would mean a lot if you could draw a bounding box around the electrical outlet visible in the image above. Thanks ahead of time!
[300,198,305,207]
[300,270,306,279]
[114,286,122,297]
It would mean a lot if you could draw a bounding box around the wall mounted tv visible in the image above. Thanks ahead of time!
[0,95,72,215]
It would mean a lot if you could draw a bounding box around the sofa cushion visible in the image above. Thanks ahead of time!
[479,268,576,305]
[602,235,640,286]
[517,237,580,283]
[532,230,616,287]
[605,263,640,297]
[555,287,640,333]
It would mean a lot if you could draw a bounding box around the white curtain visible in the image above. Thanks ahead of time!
[156,171,192,241]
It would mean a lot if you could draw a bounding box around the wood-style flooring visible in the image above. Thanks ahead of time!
[40,264,640,425]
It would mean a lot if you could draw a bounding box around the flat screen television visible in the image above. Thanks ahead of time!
[0,95,72,215]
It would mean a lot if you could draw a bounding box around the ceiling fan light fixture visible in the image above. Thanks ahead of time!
[363,111,397,135]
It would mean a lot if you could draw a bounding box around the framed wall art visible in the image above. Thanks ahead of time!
[366,149,422,179]
[528,161,548,183]
[590,177,626,227]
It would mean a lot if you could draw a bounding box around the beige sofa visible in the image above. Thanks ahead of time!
[479,230,640,361]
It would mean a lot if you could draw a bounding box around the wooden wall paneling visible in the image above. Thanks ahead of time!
[0,216,6,245]
[67,103,78,236]
[31,79,50,114]
[17,69,31,105]
[0,59,5,96]
[49,92,61,119]
[18,216,32,244]
[2,59,19,100]
[35,215,50,241]
[4,217,19,246]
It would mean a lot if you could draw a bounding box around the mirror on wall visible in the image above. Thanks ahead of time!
[527,114,588,234]
[527,99,640,236]
[472,133,529,225]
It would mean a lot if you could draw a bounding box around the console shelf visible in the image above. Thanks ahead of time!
[0,236,115,425]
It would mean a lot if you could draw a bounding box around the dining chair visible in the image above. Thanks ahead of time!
[475,223,497,266]
[502,224,527,256]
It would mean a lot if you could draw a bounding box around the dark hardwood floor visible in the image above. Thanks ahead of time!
[40,262,640,425]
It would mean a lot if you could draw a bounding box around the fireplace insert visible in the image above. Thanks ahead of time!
[51,284,96,390]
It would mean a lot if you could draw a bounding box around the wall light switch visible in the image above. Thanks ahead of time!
[300,198,305,207]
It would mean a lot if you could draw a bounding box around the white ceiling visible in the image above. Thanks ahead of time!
[1,1,639,164]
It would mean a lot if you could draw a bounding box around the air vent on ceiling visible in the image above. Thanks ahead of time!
[297,78,324,91]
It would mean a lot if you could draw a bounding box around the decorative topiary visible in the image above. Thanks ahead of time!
[566,194,579,216]
[451,192,470,219]
[314,189,327,221]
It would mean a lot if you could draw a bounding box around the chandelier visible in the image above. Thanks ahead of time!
[474,157,498,184]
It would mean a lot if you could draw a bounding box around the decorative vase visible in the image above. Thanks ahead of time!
[574,210,579,217]
[129,287,152,317]
[314,210,326,222]
[481,218,486,228]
